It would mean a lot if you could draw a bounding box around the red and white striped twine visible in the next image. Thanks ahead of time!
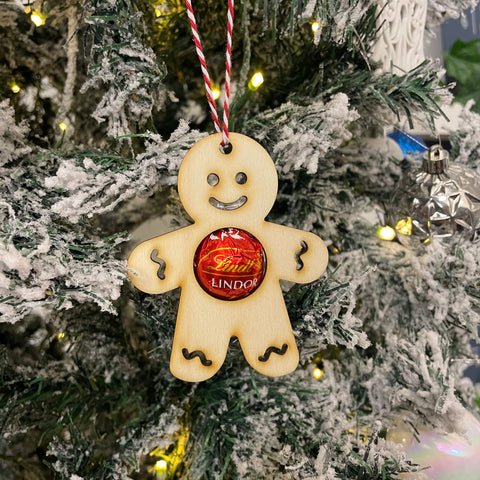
[185,0,234,150]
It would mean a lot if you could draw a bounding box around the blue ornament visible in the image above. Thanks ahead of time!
[387,131,427,157]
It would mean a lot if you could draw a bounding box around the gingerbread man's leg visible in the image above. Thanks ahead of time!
[236,283,299,377]
[169,287,232,382]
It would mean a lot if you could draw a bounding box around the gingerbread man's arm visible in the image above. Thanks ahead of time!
[127,226,194,294]
[262,222,328,284]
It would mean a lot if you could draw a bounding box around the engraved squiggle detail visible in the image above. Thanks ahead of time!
[295,240,308,271]
[182,348,213,366]
[258,343,288,362]
[150,249,166,280]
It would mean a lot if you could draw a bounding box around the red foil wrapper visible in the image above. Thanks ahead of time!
[193,228,266,301]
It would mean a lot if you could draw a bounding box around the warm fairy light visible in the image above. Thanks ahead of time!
[395,217,412,236]
[149,427,189,475]
[31,11,46,27]
[154,2,172,17]
[155,459,167,471]
[11,83,21,94]
[377,225,396,241]
[24,6,31,14]
[59,122,67,131]
[311,21,320,33]
[56,332,65,339]
[313,367,324,379]
[248,72,264,91]
[211,87,221,101]
[250,72,264,88]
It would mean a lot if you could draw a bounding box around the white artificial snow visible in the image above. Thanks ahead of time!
[426,0,479,30]
[254,93,359,175]
[299,0,372,44]
[45,121,204,223]
[0,120,206,323]
[301,0,317,19]
[0,272,10,289]
[83,157,101,171]
[18,85,37,113]
[80,30,167,139]
[452,100,480,174]
[0,242,32,280]
[0,100,31,165]
[331,1,370,44]
[39,76,60,100]
[178,99,208,124]
[45,161,97,191]
[1,189,125,322]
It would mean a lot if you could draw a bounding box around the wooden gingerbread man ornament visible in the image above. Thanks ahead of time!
[128,133,328,382]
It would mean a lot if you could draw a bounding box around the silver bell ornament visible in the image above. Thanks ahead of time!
[386,145,480,247]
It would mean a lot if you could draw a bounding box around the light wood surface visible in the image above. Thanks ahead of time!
[128,133,328,382]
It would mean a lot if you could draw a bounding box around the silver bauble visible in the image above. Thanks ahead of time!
[387,145,480,247]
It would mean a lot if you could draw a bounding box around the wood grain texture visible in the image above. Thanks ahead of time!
[128,133,328,382]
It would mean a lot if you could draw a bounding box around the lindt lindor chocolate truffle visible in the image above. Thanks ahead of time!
[193,227,266,301]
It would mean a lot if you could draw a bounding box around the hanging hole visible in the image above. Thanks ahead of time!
[219,142,233,154]
[207,173,219,186]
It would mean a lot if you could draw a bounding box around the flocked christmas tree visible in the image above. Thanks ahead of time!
[1,0,480,479]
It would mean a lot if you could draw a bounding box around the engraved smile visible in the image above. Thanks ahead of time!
[209,196,248,210]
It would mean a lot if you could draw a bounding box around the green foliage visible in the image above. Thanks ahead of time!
[0,1,71,147]
[0,302,189,480]
[353,60,447,128]
[0,148,128,319]
[182,371,328,480]
[82,0,168,139]
[444,38,480,112]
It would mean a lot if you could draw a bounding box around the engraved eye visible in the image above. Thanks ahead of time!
[207,173,219,186]
[235,172,247,185]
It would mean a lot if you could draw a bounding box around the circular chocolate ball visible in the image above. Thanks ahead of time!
[193,228,266,301]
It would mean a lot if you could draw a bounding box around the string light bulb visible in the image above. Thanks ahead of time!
[30,11,46,27]
[155,459,167,471]
[248,72,264,91]
[311,21,320,33]
[59,122,67,131]
[313,367,324,379]
[56,332,65,340]
[395,217,412,236]
[11,83,21,94]
[377,225,396,241]
[211,87,221,101]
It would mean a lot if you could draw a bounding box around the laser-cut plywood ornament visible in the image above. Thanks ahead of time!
[128,133,329,382]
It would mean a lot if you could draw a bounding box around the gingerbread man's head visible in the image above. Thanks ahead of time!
[178,133,278,225]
